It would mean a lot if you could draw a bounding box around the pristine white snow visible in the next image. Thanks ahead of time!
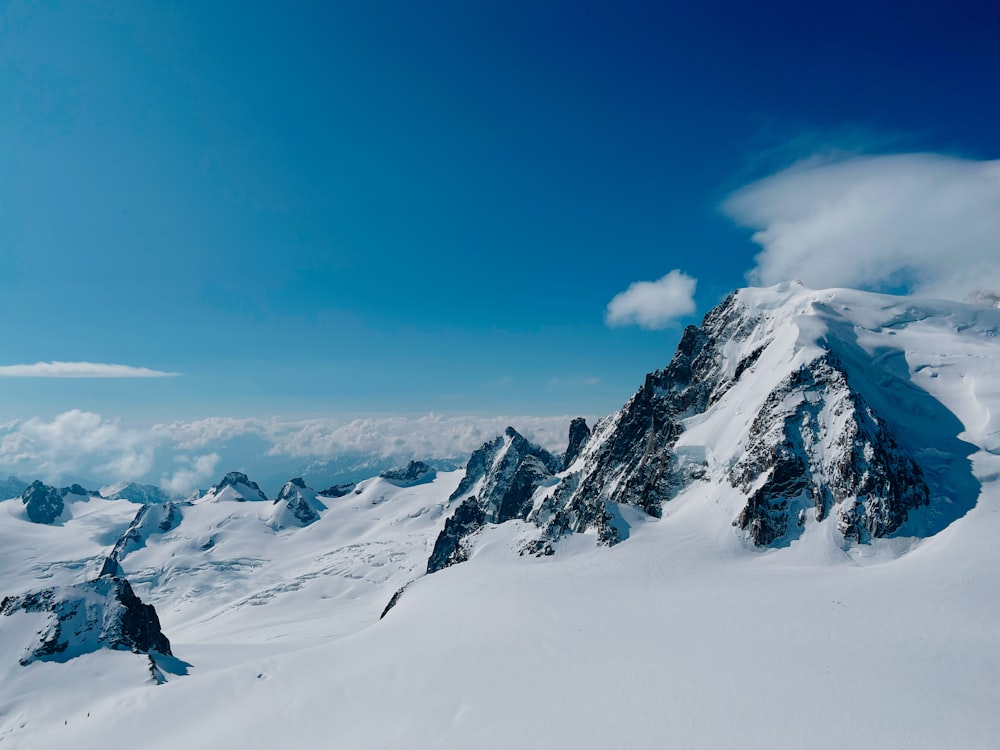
[1,285,998,749]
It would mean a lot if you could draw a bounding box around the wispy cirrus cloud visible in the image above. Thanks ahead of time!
[0,361,180,378]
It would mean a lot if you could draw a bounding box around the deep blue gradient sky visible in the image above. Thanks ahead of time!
[3,0,999,424]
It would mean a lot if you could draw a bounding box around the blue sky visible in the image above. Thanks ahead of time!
[1,1,999,487]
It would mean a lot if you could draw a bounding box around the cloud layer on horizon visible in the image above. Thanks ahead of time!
[0,411,582,495]
[724,153,1000,300]
[0,362,180,378]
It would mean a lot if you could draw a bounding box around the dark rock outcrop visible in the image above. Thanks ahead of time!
[61,483,99,498]
[21,481,64,524]
[380,461,436,487]
[1,575,172,665]
[427,497,488,574]
[319,483,356,497]
[563,417,591,470]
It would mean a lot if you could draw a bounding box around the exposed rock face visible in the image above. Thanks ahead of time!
[380,461,437,487]
[206,472,269,502]
[61,483,99,498]
[269,478,326,529]
[524,300,753,548]
[21,481,64,524]
[729,353,929,545]
[562,418,591,470]
[426,427,559,573]
[427,497,488,574]
[1,575,172,665]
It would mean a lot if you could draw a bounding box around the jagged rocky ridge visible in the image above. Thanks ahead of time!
[428,286,939,572]
[380,461,437,487]
[427,428,560,573]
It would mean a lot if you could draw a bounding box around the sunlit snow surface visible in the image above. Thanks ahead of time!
[1,285,999,749]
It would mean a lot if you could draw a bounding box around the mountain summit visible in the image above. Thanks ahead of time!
[432,283,989,569]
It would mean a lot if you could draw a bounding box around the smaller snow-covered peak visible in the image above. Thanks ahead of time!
[427,428,560,573]
[275,477,313,503]
[269,478,326,530]
[201,472,268,503]
[101,482,171,504]
[448,428,559,508]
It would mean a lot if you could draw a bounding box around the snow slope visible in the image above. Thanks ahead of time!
[1,284,998,749]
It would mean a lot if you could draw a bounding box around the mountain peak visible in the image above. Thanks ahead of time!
[203,472,268,502]
[429,285,992,570]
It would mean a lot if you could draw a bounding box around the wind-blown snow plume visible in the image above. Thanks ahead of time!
[724,153,1000,300]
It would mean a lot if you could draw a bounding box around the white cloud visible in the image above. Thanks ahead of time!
[153,417,263,450]
[160,453,221,497]
[605,270,697,330]
[0,410,155,482]
[260,414,577,459]
[724,153,1000,300]
[0,361,179,378]
[0,411,585,491]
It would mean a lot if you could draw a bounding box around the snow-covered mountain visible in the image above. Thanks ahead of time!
[428,281,986,566]
[1,283,998,749]
[198,471,269,503]
[100,481,172,505]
